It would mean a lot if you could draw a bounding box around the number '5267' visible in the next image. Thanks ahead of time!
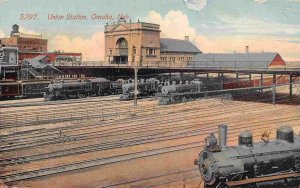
[20,14,37,20]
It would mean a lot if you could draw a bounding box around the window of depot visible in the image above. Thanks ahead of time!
[147,48,156,55]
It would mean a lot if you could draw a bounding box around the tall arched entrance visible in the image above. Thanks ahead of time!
[114,37,128,64]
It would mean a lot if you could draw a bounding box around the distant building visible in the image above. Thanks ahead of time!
[189,52,286,69]
[104,18,201,66]
[160,37,201,65]
[22,55,62,79]
[0,24,48,53]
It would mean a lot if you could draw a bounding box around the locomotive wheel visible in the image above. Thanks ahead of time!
[170,97,175,103]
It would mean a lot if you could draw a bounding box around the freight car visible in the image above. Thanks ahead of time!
[44,78,124,101]
[120,78,160,100]
[195,125,300,188]
[159,79,205,105]
[0,80,20,99]
[0,80,51,99]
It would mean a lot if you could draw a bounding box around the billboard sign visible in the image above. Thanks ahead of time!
[0,47,18,66]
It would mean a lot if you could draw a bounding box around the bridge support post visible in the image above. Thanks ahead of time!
[289,74,293,101]
[180,72,183,81]
[272,74,276,105]
[260,74,264,93]
[249,73,252,81]
[220,73,224,90]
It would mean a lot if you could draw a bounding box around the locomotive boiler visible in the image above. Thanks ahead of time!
[195,125,300,188]
[159,79,204,105]
[120,78,160,100]
[44,78,125,101]
[44,79,92,100]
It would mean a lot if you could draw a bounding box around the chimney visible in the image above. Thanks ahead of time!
[246,46,249,53]
[218,124,228,148]
[184,36,189,41]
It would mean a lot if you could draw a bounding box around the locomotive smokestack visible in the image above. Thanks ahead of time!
[218,124,227,148]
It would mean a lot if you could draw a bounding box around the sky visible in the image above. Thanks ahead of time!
[0,0,299,61]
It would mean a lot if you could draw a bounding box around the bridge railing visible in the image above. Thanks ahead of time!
[54,60,300,71]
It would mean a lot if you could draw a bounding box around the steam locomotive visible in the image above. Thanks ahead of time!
[120,78,160,100]
[195,125,300,188]
[159,79,204,105]
[44,78,124,100]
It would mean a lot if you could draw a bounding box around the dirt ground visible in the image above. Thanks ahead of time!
[0,93,299,188]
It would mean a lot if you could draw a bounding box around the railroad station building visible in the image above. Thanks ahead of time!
[0,24,48,53]
[104,18,201,66]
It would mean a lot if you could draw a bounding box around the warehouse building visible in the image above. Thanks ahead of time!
[0,24,48,53]
[189,52,286,69]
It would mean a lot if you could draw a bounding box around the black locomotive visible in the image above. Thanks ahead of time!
[159,79,205,105]
[120,78,160,100]
[44,78,124,101]
[195,125,300,188]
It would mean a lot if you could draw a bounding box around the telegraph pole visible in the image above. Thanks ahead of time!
[134,67,138,106]
[132,54,137,106]
[133,55,143,106]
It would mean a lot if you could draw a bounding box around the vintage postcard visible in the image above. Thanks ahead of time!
[0,0,300,188]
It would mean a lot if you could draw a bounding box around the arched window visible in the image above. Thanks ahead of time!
[116,38,128,49]
[116,38,128,56]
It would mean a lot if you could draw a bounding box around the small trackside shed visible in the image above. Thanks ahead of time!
[188,52,286,69]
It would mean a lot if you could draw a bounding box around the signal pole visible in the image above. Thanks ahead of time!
[133,55,142,106]
[134,67,138,106]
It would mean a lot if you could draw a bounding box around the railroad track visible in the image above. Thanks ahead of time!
[101,168,200,188]
[1,98,299,185]
[0,129,286,184]
[0,92,292,129]
[0,94,159,109]
[1,96,299,153]
[0,95,121,108]
[1,88,297,129]
[1,98,297,151]
[0,142,202,183]
[0,98,156,128]
[1,106,299,167]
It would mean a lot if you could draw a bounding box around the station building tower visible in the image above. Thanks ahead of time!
[104,18,161,66]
